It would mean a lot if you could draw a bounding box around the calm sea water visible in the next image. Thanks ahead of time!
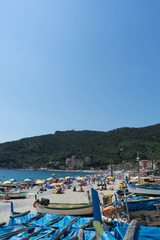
[0,169,92,182]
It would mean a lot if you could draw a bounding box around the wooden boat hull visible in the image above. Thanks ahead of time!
[0,191,27,199]
[36,202,93,216]
[130,210,160,226]
[127,182,160,196]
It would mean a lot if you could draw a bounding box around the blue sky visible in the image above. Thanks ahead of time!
[0,0,160,143]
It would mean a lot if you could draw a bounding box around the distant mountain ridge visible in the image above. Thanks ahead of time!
[0,124,160,169]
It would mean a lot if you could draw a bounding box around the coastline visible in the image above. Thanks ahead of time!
[0,168,97,173]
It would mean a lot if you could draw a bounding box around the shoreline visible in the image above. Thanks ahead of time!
[0,168,97,173]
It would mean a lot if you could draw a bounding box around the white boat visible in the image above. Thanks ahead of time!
[127,177,160,197]
[34,200,93,216]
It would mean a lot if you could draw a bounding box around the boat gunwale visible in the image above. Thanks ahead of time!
[124,197,160,203]
[0,191,27,195]
[37,202,92,210]
[128,182,160,190]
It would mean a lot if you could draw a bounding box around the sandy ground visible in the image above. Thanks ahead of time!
[0,180,120,225]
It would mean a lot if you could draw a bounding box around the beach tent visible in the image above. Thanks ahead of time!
[45,183,52,189]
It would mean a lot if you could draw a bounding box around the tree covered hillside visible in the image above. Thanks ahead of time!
[0,124,160,169]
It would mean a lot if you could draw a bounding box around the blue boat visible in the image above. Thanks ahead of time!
[0,202,96,240]
[91,188,160,240]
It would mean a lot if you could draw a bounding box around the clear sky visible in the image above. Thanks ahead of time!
[0,0,160,143]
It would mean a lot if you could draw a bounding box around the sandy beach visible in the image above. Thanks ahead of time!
[0,180,120,224]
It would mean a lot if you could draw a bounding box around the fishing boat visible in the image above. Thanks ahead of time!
[0,191,27,199]
[103,196,160,226]
[3,202,96,240]
[126,197,160,226]
[34,198,93,216]
[126,177,160,197]
[91,188,160,240]
[93,219,160,240]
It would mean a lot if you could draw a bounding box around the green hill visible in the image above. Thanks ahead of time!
[0,124,160,169]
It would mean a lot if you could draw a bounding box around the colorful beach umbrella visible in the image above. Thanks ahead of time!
[65,176,71,179]
[46,178,52,181]
[3,181,12,184]
[77,177,84,181]
[50,183,60,187]
[24,178,32,182]
[35,180,45,184]
[9,179,16,182]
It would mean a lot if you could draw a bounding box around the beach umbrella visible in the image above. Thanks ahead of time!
[35,179,42,182]
[50,183,60,187]
[59,178,64,180]
[46,178,52,181]
[3,181,12,184]
[9,179,15,182]
[35,180,45,184]
[107,176,114,179]
[77,177,84,181]
[24,178,32,182]
[65,176,71,179]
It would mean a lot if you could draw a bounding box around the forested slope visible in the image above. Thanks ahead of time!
[0,124,160,169]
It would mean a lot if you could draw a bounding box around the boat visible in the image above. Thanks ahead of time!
[0,191,27,199]
[126,176,160,197]
[34,198,93,216]
[103,196,160,226]
[3,202,96,240]
[91,188,160,240]
[93,219,160,240]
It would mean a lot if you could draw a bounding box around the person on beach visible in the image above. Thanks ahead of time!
[57,186,62,194]
[73,186,77,191]
[78,186,84,192]
[5,193,10,200]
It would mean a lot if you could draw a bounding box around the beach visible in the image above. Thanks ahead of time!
[0,180,120,224]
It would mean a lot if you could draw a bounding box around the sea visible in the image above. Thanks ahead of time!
[0,169,93,182]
